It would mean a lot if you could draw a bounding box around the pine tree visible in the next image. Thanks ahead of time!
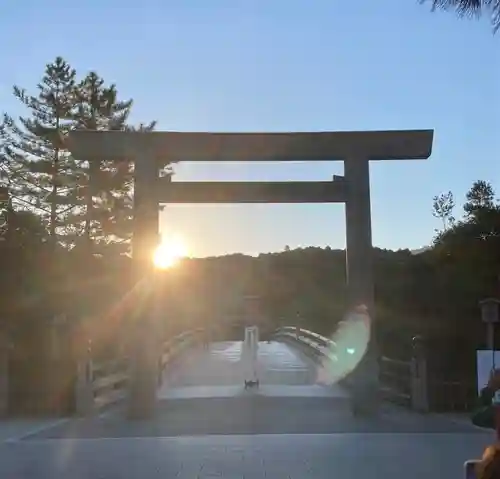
[0,57,77,247]
[68,72,157,256]
[0,57,171,259]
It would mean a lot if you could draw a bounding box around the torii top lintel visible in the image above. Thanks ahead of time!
[65,129,433,163]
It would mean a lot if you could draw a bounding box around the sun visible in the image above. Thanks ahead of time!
[153,236,188,269]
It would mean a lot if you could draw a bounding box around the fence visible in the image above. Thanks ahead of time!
[91,357,130,410]
[379,356,412,406]
[76,328,203,415]
[273,326,476,413]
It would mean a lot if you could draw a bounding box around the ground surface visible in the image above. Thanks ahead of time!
[0,340,492,478]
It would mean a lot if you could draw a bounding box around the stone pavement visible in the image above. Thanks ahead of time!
[0,432,493,479]
[0,340,494,478]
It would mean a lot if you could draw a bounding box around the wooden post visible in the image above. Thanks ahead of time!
[0,333,9,417]
[75,345,94,416]
[410,335,429,412]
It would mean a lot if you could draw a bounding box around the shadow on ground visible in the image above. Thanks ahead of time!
[23,396,485,440]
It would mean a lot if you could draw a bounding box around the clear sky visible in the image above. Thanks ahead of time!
[0,0,498,257]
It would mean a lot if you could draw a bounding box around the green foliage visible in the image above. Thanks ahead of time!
[420,0,500,32]
[0,57,77,241]
[464,180,495,218]
[65,70,148,254]
[431,180,500,329]
[432,191,455,232]
[0,56,159,255]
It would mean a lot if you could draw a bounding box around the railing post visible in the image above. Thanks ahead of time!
[0,332,9,417]
[75,339,94,416]
[157,351,164,387]
[410,335,429,412]
[158,338,170,387]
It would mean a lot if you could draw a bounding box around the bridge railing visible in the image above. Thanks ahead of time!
[76,329,203,415]
[158,329,204,383]
[273,326,475,413]
[275,326,336,357]
[273,326,415,407]
[378,356,412,407]
[91,357,130,410]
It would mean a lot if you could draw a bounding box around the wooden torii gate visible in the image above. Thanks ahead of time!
[66,129,434,418]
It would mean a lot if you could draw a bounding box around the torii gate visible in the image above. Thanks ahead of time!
[66,129,434,418]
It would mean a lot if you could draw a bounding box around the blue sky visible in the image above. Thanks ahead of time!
[1,0,498,257]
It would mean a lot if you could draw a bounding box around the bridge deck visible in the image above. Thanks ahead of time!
[0,340,493,478]
[159,340,348,399]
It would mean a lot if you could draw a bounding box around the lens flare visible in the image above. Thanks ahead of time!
[153,235,188,269]
[316,308,371,386]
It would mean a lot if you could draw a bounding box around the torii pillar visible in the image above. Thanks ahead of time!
[128,145,161,419]
[345,157,374,314]
[344,157,379,413]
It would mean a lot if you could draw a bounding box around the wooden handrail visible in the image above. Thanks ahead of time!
[77,329,203,414]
